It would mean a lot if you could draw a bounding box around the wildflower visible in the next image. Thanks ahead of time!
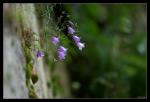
[36,51,44,58]
[58,46,67,53]
[57,46,67,60]
[76,42,85,51]
[73,35,80,43]
[57,51,66,60]
[68,26,75,34]
[51,36,59,45]
[72,35,85,51]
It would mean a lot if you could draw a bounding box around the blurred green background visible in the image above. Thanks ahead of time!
[59,4,147,98]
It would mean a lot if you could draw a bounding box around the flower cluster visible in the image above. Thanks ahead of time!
[73,35,85,51]
[57,46,67,60]
[36,19,85,61]
[68,22,85,51]
[50,36,67,60]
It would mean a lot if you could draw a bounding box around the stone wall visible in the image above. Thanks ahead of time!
[3,3,71,99]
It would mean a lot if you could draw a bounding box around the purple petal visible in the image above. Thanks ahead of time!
[68,26,75,34]
[57,46,67,60]
[58,46,67,53]
[51,37,59,45]
[36,51,44,58]
[73,35,80,43]
[58,51,66,60]
[77,42,85,51]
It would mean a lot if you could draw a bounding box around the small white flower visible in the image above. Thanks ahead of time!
[77,42,85,51]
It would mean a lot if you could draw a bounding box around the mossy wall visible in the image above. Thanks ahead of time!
[3,3,71,99]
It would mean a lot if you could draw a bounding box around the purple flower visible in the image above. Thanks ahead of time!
[73,35,80,43]
[76,42,85,51]
[72,35,85,51]
[68,26,75,34]
[57,46,67,60]
[36,51,44,58]
[51,36,59,45]
[57,51,66,60]
[58,46,67,53]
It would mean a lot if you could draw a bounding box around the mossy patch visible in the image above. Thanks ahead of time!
[22,33,39,98]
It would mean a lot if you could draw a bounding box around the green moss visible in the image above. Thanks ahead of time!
[24,63,37,98]
[27,76,38,98]
[22,45,39,98]
[30,84,35,90]
[29,89,38,98]
[16,6,42,98]
[25,64,32,79]
[23,45,32,64]
[24,61,39,98]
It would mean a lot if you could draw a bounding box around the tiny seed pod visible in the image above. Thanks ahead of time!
[68,21,74,27]
[31,68,39,84]
[31,74,38,84]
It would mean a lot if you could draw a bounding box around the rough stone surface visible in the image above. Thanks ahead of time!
[3,3,70,99]
[3,27,28,98]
